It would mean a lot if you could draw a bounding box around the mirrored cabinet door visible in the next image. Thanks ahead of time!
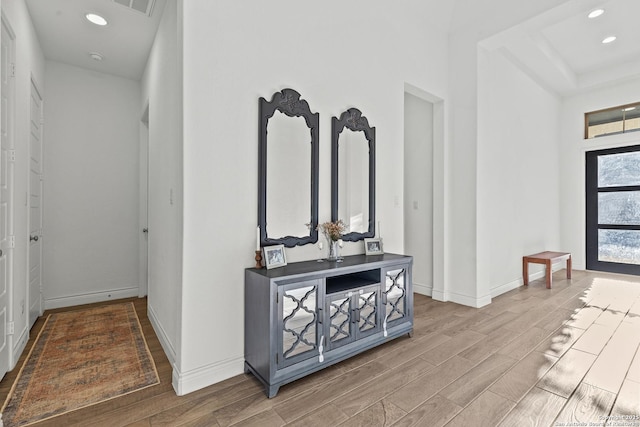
[356,285,380,339]
[326,293,353,350]
[278,280,320,368]
[325,284,381,350]
[382,268,407,327]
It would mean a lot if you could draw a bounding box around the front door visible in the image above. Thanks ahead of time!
[586,145,640,275]
[0,17,16,379]
[29,78,43,326]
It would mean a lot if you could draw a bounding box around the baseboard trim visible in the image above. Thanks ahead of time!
[10,327,29,371]
[431,289,491,308]
[44,287,139,310]
[172,356,244,396]
[450,292,491,308]
[413,282,432,296]
[490,263,567,298]
[147,303,176,366]
[431,289,446,302]
[426,264,570,307]
[491,278,523,298]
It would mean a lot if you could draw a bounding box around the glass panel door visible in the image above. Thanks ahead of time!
[325,292,353,350]
[383,268,408,327]
[355,285,380,339]
[586,145,640,275]
[278,280,319,368]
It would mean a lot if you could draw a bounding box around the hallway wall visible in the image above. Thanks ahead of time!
[43,60,141,308]
[140,0,183,372]
[476,47,562,297]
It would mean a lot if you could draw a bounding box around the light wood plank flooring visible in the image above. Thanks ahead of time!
[1,270,639,426]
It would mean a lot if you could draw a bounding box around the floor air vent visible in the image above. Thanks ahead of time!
[113,0,156,17]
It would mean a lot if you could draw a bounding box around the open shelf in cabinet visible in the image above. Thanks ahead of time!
[325,269,380,294]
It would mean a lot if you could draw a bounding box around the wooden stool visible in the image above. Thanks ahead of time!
[523,251,571,289]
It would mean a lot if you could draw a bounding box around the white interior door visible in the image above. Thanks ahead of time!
[0,17,16,380]
[28,78,43,326]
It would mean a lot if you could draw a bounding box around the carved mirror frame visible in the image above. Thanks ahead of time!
[259,88,319,248]
[331,108,376,242]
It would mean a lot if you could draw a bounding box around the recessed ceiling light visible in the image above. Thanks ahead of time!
[588,9,605,19]
[602,36,617,44]
[85,13,108,26]
[89,52,104,61]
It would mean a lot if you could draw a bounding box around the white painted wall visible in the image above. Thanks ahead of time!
[559,77,640,270]
[404,92,433,295]
[1,0,45,368]
[477,48,562,298]
[42,60,141,307]
[140,0,182,369]
[445,0,572,307]
[178,0,450,394]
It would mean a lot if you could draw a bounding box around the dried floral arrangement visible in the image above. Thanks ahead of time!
[317,220,347,242]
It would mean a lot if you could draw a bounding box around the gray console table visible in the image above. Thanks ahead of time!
[245,253,413,397]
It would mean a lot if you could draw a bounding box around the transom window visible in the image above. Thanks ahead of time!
[585,102,640,139]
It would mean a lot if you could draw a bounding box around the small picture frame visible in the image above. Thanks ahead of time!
[364,238,384,255]
[263,244,287,269]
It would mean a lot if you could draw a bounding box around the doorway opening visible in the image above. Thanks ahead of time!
[28,77,44,327]
[402,83,445,299]
[139,102,149,297]
[403,92,434,295]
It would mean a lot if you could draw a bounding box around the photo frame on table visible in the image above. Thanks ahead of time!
[263,244,287,269]
[364,238,384,255]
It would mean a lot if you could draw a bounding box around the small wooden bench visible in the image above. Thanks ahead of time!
[522,251,572,289]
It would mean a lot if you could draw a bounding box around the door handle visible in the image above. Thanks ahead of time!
[30,235,39,242]
[142,228,149,234]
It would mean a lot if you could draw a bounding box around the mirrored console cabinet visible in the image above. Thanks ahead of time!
[245,253,413,397]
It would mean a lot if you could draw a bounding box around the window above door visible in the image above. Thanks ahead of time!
[585,102,640,139]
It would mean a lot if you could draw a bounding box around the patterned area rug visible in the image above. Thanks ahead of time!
[1,302,159,426]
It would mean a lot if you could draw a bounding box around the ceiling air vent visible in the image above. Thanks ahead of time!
[113,0,156,17]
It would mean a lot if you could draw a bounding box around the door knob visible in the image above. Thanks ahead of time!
[142,228,148,233]
[30,235,39,242]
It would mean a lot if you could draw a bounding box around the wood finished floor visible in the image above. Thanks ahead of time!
[1,270,640,426]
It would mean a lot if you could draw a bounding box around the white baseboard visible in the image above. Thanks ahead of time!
[44,287,139,310]
[172,356,244,396]
[10,327,29,371]
[431,289,445,301]
[490,263,567,298]
[431,289,491,308]
[491,277,524,298]
[413,282,432,296]
[147,303,176,366]
[450,291,491,308]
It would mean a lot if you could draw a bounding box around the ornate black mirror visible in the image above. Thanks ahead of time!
[259,89,319,247]
[331,108,375,242]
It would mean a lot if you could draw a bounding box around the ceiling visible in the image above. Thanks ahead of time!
[25,0,166,81]
[24,0,640,94]
[481,0,640,95]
